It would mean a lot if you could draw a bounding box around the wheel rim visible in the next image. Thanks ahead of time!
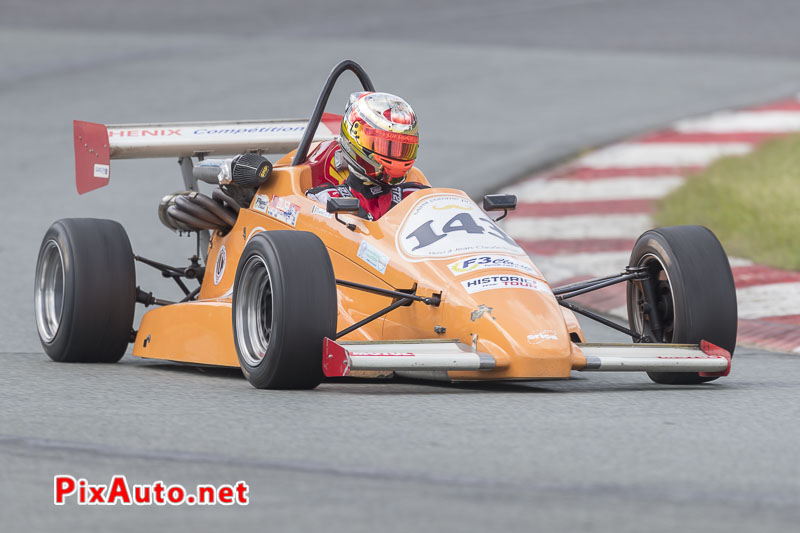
[235,255,274,367]
[35,239,65,344]
[630,252,676,343]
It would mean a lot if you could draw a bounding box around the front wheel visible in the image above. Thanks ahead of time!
[232,231,337,389]
[626,225,737,384]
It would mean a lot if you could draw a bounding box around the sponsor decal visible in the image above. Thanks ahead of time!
[397,194,525,261]
[266,196,300,227]
[335,185,354,198]
[391,187,403,204]
[311,204,333,219]
[358,352,414,357]
[108,129,181,137]
[213,246,226,285]
[252,195,269,213]
[527,330,558,344]
[448,254,538,276]
[107,123,308,138]
[93,164,110,179]
[357,240,389,274]
[461,274,551,295]
[193,125,305,135]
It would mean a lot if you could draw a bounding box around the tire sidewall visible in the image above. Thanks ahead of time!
[627,226,737,384]
[232,231,336,389]
[233,235,289,386]
[35,218,136,363]
[36,222,78,360]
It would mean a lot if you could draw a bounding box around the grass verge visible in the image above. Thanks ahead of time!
[654,133,800,270]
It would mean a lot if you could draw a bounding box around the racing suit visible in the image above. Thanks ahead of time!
[305,142,428,221]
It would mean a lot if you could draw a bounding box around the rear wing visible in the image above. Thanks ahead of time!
[73,113,342,194]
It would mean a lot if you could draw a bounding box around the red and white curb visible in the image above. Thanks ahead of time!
[500,96,800,353]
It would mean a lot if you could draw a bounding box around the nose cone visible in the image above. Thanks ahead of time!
[442,274,575,379]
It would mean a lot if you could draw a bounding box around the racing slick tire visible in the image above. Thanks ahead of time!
[232,231,337,389]
[34,218,136,363]
[626,225,737,385]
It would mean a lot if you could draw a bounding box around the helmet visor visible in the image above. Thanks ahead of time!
[359,126,419,162]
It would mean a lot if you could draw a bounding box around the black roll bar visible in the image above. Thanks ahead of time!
[291,60,376,167]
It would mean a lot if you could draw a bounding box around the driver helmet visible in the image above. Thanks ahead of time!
[339,92,419,186]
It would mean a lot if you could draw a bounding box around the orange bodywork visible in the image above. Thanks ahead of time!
[133,146,588,379]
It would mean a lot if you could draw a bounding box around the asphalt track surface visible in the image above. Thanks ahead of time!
[2,1,800,531]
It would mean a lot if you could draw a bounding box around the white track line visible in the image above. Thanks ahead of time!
[576,142,752,168]
[505,176,685,202]
[735,282,800,319]
[674,111,800,134]
[503,213,651,241]
[728,256,755,268]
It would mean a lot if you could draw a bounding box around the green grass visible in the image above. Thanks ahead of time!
[654,133,800,270]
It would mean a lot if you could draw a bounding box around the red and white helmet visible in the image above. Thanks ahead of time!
[339,92,419,186]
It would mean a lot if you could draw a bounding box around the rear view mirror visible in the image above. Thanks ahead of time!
[326,197,361,214]
[327,197,360,231]
[483,194,517,221]
[483,194,517,211]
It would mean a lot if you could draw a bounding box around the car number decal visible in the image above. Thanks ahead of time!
[397,194,525,261]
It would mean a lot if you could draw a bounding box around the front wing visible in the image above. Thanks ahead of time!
[322,338,731,379]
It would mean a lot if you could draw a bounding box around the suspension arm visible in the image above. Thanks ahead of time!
[558,299,650,342]
[335,279,441,306]
[134,255,205,280]
[335,297,412,339]
[553,267,648,300]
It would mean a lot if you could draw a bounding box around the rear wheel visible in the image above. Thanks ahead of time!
[34,218,136,362]
[626,225,737,384]
[232,231,337,389]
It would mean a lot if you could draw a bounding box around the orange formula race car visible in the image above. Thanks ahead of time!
[34,60,738,390]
